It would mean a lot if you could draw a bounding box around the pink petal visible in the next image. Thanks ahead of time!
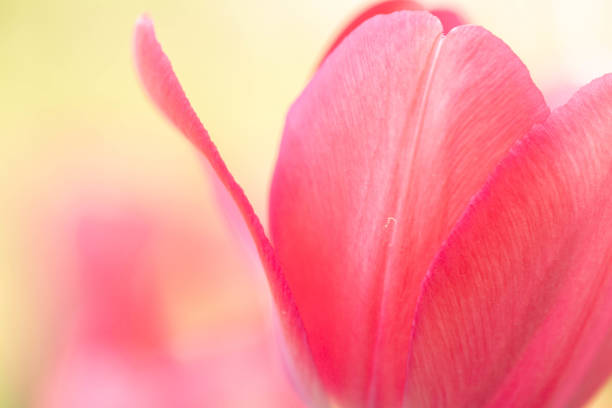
[38,336,307,408]
[317,1,424,68]
[430,8,466,34]
[74,211,165,351]
[405,75,612,407]
[269,11,548,407]
[317,1,465,69]
[37,349,189,408]
[132,16,325,406]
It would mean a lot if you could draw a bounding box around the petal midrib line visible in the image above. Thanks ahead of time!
[366,31,445,406]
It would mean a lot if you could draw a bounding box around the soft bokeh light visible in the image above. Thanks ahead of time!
[2,0,612,406]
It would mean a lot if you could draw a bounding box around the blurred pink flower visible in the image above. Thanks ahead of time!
[35,200,303,408]
[134,3,612,408]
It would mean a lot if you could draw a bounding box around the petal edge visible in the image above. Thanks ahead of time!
[133,15,326,406]
[405,74,612,407]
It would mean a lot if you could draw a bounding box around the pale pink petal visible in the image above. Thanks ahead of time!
[317,1,466,69]
[73,211,165,352]
[269,11,548,407]
[191,335,308,408]
[37,349,190,408]
[132,16,325,406]
[405,75,612,407]
[38,337,307,408]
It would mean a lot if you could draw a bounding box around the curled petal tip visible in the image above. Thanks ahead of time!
[132,15,327,406]
[134,14,155,48]
[136,13,152,24]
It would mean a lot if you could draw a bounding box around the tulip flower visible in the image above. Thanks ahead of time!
[36,199,303,408]
[134,2,612,407]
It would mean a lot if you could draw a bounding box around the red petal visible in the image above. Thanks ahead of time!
[430,8,466,34]
[405,75,612,407]
[317,1,465,69]
[269,11,548,407]
[132,16,326,406]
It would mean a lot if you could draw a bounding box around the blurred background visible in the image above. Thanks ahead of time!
[2,0,612,406]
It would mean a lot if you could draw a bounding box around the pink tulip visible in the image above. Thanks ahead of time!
[36,200,304,408]
[134,3,612,407]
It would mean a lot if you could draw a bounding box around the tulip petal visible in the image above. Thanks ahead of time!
[132,16,326,406]
[430,8,466,34]
[317,1,465,69]
[317,1,424,68]
[405,75,612,407]
[270,11,548,406]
